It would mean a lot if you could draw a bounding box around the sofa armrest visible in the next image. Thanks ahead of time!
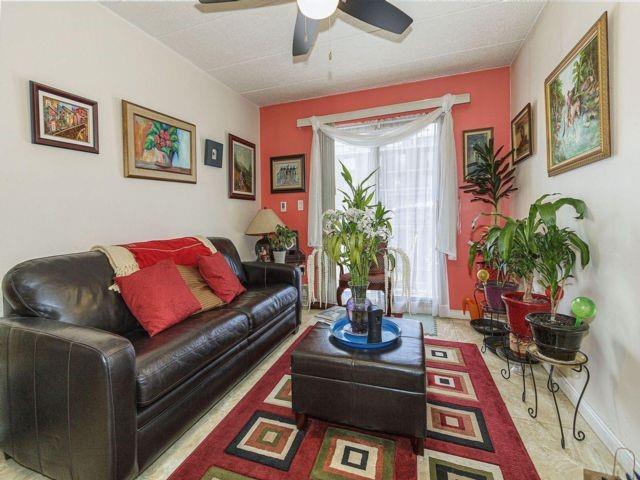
[243,262,302,325]
[0,316,137,480]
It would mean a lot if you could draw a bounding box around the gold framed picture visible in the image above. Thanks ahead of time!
[511,103,533,164]
[544,12,610,176]
[463,127,494,178]
[122,100,197,183]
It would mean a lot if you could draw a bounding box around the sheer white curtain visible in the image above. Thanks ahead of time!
[334,118,450,315]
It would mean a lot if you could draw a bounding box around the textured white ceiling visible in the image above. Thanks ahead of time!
[103,0,545,106]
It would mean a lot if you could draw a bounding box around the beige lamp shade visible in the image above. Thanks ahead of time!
[245,208,284,236]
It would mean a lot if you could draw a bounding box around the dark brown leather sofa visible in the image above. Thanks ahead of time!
[0,237,301,480]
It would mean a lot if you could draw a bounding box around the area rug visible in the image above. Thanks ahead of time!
[169,329,539,480]
[402,313,437,337]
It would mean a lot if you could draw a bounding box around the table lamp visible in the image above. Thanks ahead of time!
[245,208,284,260]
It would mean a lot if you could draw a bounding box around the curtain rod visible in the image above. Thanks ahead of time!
[296,93,470,128]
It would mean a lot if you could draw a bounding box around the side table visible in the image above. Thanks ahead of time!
[526,344,590,449]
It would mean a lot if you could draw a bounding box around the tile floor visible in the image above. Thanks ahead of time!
[0,311,613,480]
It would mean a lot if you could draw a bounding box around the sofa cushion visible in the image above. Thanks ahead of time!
[198,253,246,303]
[176,265,225,313]
[223,285,297,333]
[129,308,250,406]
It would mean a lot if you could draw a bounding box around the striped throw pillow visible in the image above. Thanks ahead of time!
[176,265,225,313]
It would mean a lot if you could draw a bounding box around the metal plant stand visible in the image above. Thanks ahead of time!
[495,326,538,403]
[526,344,590,449]
[469,284,509,354]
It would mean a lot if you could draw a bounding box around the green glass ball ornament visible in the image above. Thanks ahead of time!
[571,296,596,321]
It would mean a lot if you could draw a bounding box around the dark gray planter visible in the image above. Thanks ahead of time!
[526,312,589,361]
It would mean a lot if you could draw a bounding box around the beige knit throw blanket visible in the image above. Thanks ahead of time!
[91,235,217,291]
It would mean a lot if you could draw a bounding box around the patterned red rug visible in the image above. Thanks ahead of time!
[169,330,539,480]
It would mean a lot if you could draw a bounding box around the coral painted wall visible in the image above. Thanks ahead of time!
[260,67,511,310]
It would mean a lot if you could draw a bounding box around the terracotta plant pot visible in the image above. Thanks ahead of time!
[502,292,551,353]
[484,280,518,311]
[526,312,589,362]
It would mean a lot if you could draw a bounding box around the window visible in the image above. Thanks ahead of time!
[334,118,440,313]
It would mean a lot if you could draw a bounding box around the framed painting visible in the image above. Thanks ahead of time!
[204,139,223,168]
[463,127,494,178]
[30,81,99,154]
[544,12,610,176]
[511,103,533,164]
[228,134,256,200]
[122,100,196,183]
[270,154,306,193]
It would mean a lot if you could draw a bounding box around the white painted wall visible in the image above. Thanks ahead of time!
[511,2,640,464]
[0,2,260,299]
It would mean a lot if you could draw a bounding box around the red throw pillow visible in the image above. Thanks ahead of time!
[115,259,201,336]
[198,253,246,303]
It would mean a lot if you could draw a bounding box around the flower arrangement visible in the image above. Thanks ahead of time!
[144,122,180,164]
[322,163,393,287]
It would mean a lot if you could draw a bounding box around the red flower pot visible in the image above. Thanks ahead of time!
[502,292,551,340]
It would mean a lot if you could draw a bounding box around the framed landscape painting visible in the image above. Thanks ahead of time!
[544,12,610,176]
[270,154,306,193]
[463,127,493,178]
[30,81,99,154]
[511,103,533,164]
[228,134,256,200]
[122,100,196,183]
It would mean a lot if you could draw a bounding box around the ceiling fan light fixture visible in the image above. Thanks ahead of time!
[296,0,339,20]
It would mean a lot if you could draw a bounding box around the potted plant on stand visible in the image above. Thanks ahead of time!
[270,225,296,263]
[526,224,590,361]
[323,164,393,334]
[499,194,587,354]
[462,139,518,311]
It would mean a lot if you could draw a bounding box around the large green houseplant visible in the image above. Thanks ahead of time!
[323,163,393,333]
[526,224,590,361]
[462,139,518,311]
[495,194,590,357]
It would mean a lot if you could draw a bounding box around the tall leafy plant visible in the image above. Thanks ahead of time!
[460,139,517,222]
[323,163,393,285]
[498,194,589,305]
[534,225,590,319]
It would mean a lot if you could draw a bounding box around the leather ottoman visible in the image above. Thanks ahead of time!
[291,318,426,455]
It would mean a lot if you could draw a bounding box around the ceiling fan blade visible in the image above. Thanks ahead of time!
[292,9,320,57]
[198,0,239,4]
[337,0,413,34]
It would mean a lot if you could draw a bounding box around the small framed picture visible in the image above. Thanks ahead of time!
[228,133,256,200]
[30,81,99,154]
[463,127,494,178]
[271,154,306,193]
[204,139,223,167]
[511,103,533,164]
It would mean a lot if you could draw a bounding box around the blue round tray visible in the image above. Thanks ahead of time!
[330,317,401,350]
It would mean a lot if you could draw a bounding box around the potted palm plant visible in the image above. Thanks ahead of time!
[270,225,296,263]
[499,195,587,353]
[526,224,590,361]
[462,140,518,310]
[323,163,393,334]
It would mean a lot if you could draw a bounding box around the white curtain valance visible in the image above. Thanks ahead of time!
[307,93,459,260]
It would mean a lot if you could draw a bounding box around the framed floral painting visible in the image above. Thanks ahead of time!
[122,100,197,183]
[228,134,256,200]
[544,12,610,176]
[30,81,99,154]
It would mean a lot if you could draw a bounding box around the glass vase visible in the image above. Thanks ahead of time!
[346,281,371,334]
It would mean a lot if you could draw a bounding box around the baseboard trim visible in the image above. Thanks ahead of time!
[547,366,639,472]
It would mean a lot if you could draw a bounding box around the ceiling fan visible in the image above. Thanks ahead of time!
[197,0,414,57]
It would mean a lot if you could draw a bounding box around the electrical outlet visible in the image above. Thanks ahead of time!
[280,201,287,212]
[297,200,304,211]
